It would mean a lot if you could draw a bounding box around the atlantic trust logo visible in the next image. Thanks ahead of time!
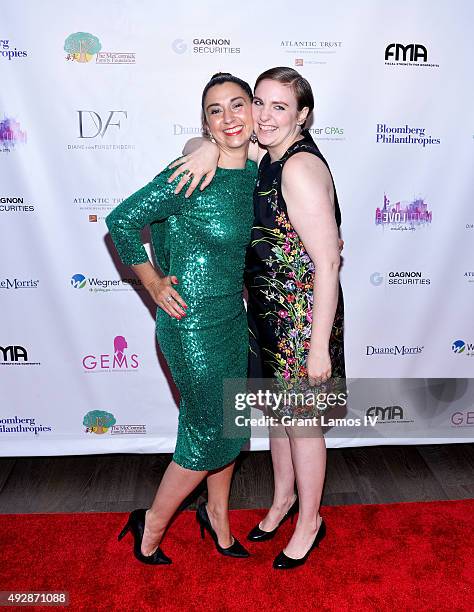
[82,335,139,372]
[375,194,432,231]
[70,273,144,292]
[0,116,27,153]
[83,410,146,435]
[64,32,135,64]
[281,39,342,67]
[171,37,240,54]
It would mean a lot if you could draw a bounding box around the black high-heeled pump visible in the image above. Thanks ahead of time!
[273,517,326,570]
[196,502,249,558]
[247,495,299,542]
[118,508,172,565]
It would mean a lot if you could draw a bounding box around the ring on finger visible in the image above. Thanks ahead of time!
[165,295,172,303]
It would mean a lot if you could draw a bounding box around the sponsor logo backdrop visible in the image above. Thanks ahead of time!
[1,0,473,455]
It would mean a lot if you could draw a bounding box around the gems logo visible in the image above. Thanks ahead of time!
[280,40,342,66]
[375,194,432,231]
[0,117,27,153]
[452,340,474,356]
[376,124,440,146]
[366,405,414,424]
[82,335,139,372]
[0,278,39,290]
[0,345,40,366]
[0,416,52,435]
[64,32,135,64]
[450,411,474,427]
[0,39,28,60]
[0,196,34,213]
[366,345,424,356]
[384,43,439,68]
[172,37,240,55]
[70,273,144,292]
[370,271,431,287]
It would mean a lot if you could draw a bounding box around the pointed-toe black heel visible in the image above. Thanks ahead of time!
[247,495,299,542]
[118,508,172,565]
[196,502,249,558]
[273,517,326,570]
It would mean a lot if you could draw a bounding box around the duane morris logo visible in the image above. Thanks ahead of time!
[0,278,39,289]
[366,345,424,356]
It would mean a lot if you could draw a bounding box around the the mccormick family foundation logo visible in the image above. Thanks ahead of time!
[0,117,27,153]
[451,340,474,357]
[171,37,240,55]
[384,43,439,68]
[70,273,144,292]
[83,410,146,435]
[82,335,139,372]
[375,194,432,231]
[64,32,135,64]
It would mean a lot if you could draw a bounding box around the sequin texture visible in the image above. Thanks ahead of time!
[106,160,257,470]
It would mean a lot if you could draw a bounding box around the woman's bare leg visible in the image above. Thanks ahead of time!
[206,461,236,547]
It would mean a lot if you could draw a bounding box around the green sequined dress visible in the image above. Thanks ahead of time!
[106,160,257,470]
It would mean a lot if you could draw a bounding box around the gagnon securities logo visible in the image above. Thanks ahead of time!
[0,416,52,435]
[0,345,40,366]
[451,340,474,357]
[0,116,27,153]
[83,410,146,435]
[384,43,439,68]
[375,194,432,231]
[370,271,431,287]
[82,335,139,372]
[0,196,35,213]
[279,39,342,66]
[171,37,240,55]
[366,405,414,425]
[64,32,135,64]
[366,344,424,356]
[68,110,135,151]
[376,123,440,146]
[70,273,144,292]
[0,38,28,60]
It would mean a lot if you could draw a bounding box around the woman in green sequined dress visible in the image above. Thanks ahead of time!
[106,74,256,564]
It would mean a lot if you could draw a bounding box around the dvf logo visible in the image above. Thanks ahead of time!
[385,43,427,62]
[77,111,127,138]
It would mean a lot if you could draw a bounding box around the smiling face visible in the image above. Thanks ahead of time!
[252,79,309,156]
[203,82,254,151]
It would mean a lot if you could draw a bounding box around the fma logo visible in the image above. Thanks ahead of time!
[385,43,427,62]
[0,345,40,366]
[366,405,414,424]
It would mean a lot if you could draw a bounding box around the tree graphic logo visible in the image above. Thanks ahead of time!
[64,32,102,63]
[83,410,116,434]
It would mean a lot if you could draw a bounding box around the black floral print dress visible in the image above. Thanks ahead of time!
[245,130,346,418]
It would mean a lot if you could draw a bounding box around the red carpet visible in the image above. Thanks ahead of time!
[1,500,473,611]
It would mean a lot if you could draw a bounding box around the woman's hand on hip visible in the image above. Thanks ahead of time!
[145,276,188,319]
[307,348,332,387]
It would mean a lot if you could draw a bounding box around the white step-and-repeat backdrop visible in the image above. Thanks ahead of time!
[1,0,473,455]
